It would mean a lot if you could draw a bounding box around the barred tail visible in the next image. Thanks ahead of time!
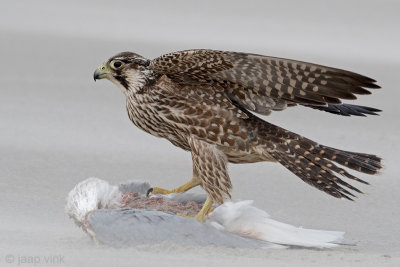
[264,128,382,200]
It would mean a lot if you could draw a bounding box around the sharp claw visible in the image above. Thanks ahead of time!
[146,188,153,197]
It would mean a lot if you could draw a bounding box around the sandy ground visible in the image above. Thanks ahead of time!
[1,0,399,266]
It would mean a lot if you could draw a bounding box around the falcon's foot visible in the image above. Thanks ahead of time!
[175,197,213,222]
[146,179,201,196]
[195,197,213,222]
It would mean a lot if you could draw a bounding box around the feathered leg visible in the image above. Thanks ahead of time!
[150,137,232,221]
[189,136,232,221]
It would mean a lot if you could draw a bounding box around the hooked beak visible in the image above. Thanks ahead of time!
[93,64,111,81]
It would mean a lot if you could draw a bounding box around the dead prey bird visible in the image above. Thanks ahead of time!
[94,49,382,221]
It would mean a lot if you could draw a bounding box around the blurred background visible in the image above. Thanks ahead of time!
[0,0,399,266]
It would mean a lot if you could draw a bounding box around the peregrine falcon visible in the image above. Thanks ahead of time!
[94,50,382,221]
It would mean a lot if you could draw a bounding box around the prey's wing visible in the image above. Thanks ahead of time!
[87,209,271,248]
[150,49,381,116]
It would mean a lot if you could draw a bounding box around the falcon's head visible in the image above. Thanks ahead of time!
[93,52,156,93]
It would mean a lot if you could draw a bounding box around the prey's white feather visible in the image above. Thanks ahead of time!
[208,201,344,248]
[65,178,121,227]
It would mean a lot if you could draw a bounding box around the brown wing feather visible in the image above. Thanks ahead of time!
[150,49,380,115]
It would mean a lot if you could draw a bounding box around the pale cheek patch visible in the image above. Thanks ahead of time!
[125,69,147,93]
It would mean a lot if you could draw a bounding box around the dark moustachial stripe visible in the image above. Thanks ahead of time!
[115,75,130,90]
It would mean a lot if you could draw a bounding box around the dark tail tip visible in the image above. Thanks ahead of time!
[304,103,382,117]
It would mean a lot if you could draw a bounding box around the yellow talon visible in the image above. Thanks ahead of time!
[149,179,201,195]
[151,186,174,195]
[194,197,213,222]
[148,179,213,222]
[175,197,214,222]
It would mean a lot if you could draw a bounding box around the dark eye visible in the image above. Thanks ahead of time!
[113,61,122,68]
